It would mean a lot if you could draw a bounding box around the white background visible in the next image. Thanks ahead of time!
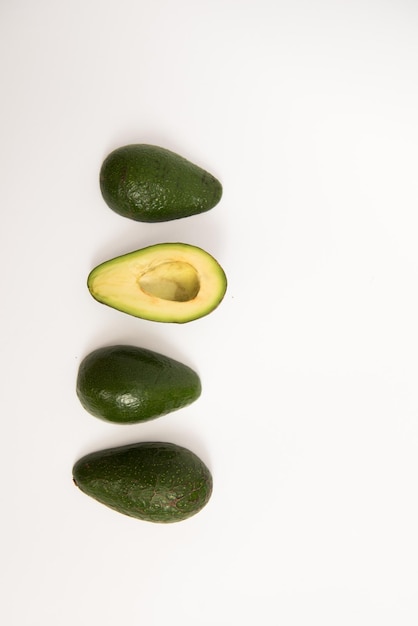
[1,1,418,624]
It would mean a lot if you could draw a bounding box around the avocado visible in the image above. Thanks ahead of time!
[76,345,201,424]
[99,144,222,222]
[73,441,213,523]
[87,242,227,323]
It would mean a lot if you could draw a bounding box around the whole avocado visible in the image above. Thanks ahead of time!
[99,144,222,222]
[76,345,201,424]
[73,441,213,523]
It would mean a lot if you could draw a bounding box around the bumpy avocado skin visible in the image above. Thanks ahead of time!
[99,144,222,222]
[76,345,201,424]
[73,442,213,523]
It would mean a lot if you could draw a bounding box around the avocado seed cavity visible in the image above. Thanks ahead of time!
[138,261,200,302]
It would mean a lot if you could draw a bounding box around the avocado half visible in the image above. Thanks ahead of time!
[87,242,227,323]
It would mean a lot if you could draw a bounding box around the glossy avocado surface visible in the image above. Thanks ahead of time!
[99,144,222,222]
[73,441,213,523]
[76,345,201,424]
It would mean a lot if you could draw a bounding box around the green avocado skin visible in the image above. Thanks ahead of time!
[99,144,222,222]
[76,345,201,424]
[73,442,213,523]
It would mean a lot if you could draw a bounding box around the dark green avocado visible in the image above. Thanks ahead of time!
[73,441,213,523]
[99,144,222,222]
[76,345,201,424]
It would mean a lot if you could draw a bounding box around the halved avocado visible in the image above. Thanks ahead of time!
[87,242,227,323]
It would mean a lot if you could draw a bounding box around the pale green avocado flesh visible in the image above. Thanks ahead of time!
[87,242,227,323]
